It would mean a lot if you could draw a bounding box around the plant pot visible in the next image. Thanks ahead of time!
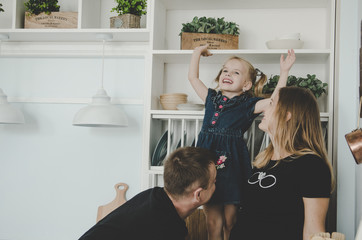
[180,32,239,50]
[110,14,141,28]
[24,12,78,29]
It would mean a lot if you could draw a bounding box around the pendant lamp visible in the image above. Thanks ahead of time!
[0,34,25,124]
[73,34,128,127]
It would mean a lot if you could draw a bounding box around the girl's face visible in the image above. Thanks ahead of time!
[218,59,251,98]
[259,93,279,136]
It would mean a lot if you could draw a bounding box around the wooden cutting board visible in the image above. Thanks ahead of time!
[96,183,129,222]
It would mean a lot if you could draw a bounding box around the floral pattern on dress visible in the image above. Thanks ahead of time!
[216,155,227,170]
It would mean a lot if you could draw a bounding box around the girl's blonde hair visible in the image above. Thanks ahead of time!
[253,87,334,190]
[214,56,267,97]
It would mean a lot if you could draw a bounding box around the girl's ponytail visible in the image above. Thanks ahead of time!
[253,69,267,97]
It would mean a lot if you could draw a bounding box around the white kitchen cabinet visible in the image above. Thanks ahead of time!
[142,0,336,189]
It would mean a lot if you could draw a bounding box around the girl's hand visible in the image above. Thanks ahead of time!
[194,44,213,57]
[280,49,296,72]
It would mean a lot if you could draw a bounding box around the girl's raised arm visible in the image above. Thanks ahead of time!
[188,45,212,103]
[254,49,296,113]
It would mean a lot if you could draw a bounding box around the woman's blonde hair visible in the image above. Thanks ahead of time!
[253,87,334,190]
[214,56,267,97]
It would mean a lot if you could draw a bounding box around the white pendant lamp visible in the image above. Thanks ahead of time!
[0,34,25,124]
[73,34,128,127]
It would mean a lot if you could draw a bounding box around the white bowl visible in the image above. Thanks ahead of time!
[177,103,204,111]
[277,33,301,40]
[266,39,304,49]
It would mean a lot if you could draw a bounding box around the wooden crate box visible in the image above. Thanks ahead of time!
[25,12,78,29]
[181,32,239,50]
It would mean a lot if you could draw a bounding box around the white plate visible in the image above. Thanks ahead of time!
[177,103,204,111]
[266,39,304,49]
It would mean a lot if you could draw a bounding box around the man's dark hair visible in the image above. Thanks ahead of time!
[163,147,217,197]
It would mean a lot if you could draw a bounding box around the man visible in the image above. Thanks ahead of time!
[78,147,217,240]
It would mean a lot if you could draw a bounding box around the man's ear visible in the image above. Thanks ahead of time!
[286,111,291,122]
[193,188,203,202]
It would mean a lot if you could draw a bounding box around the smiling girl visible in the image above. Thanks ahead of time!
[188,45,295,240]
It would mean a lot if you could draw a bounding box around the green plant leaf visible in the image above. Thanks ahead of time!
[111,0,147,16]
[262,74,328,98]
[179,16,240,35]
[24,0,60,15]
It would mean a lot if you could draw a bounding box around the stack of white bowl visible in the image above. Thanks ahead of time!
[160,93,188,110]
[266,33,303,49]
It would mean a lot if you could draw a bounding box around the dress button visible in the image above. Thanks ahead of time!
[219,105,223,109]
[212,121,216,125]
[215,113,219,117]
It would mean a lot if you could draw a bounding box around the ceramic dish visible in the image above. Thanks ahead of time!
[266,39,304,49]
[151,131,169,166]
[176,132,188,149]
[177,103,204,111]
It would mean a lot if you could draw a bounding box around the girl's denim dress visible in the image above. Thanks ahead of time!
[197,89,262,204]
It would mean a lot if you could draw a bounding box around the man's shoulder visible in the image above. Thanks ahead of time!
[129,187,164,201]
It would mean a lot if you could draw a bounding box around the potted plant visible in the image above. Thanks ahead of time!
[179,16,240,50]
[0,3,4,12]
[260,74,328,98]
[110,0,147,29]
[24,0,77,29]
[25,0,59,15]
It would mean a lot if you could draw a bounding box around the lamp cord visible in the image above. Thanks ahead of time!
[101,39,105,89]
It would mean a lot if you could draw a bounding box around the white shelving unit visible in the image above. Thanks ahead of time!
[0,0,150,42]
[142,0,336,189]
[0,0,337,218]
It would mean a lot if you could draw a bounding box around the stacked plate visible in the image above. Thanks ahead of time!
[160,93,188,110]
[177,103,204,111]
[151,130,169,166]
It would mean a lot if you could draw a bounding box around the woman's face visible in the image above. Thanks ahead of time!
[259,93,279,135]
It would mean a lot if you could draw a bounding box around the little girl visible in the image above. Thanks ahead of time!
[188,45,295,240]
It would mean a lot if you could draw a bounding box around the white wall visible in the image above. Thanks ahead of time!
[0,56,145,240]
[336,0,361,239]
[356,0,362,232]
[1,1,362,239]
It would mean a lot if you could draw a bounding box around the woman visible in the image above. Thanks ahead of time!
[230,86,334,240]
